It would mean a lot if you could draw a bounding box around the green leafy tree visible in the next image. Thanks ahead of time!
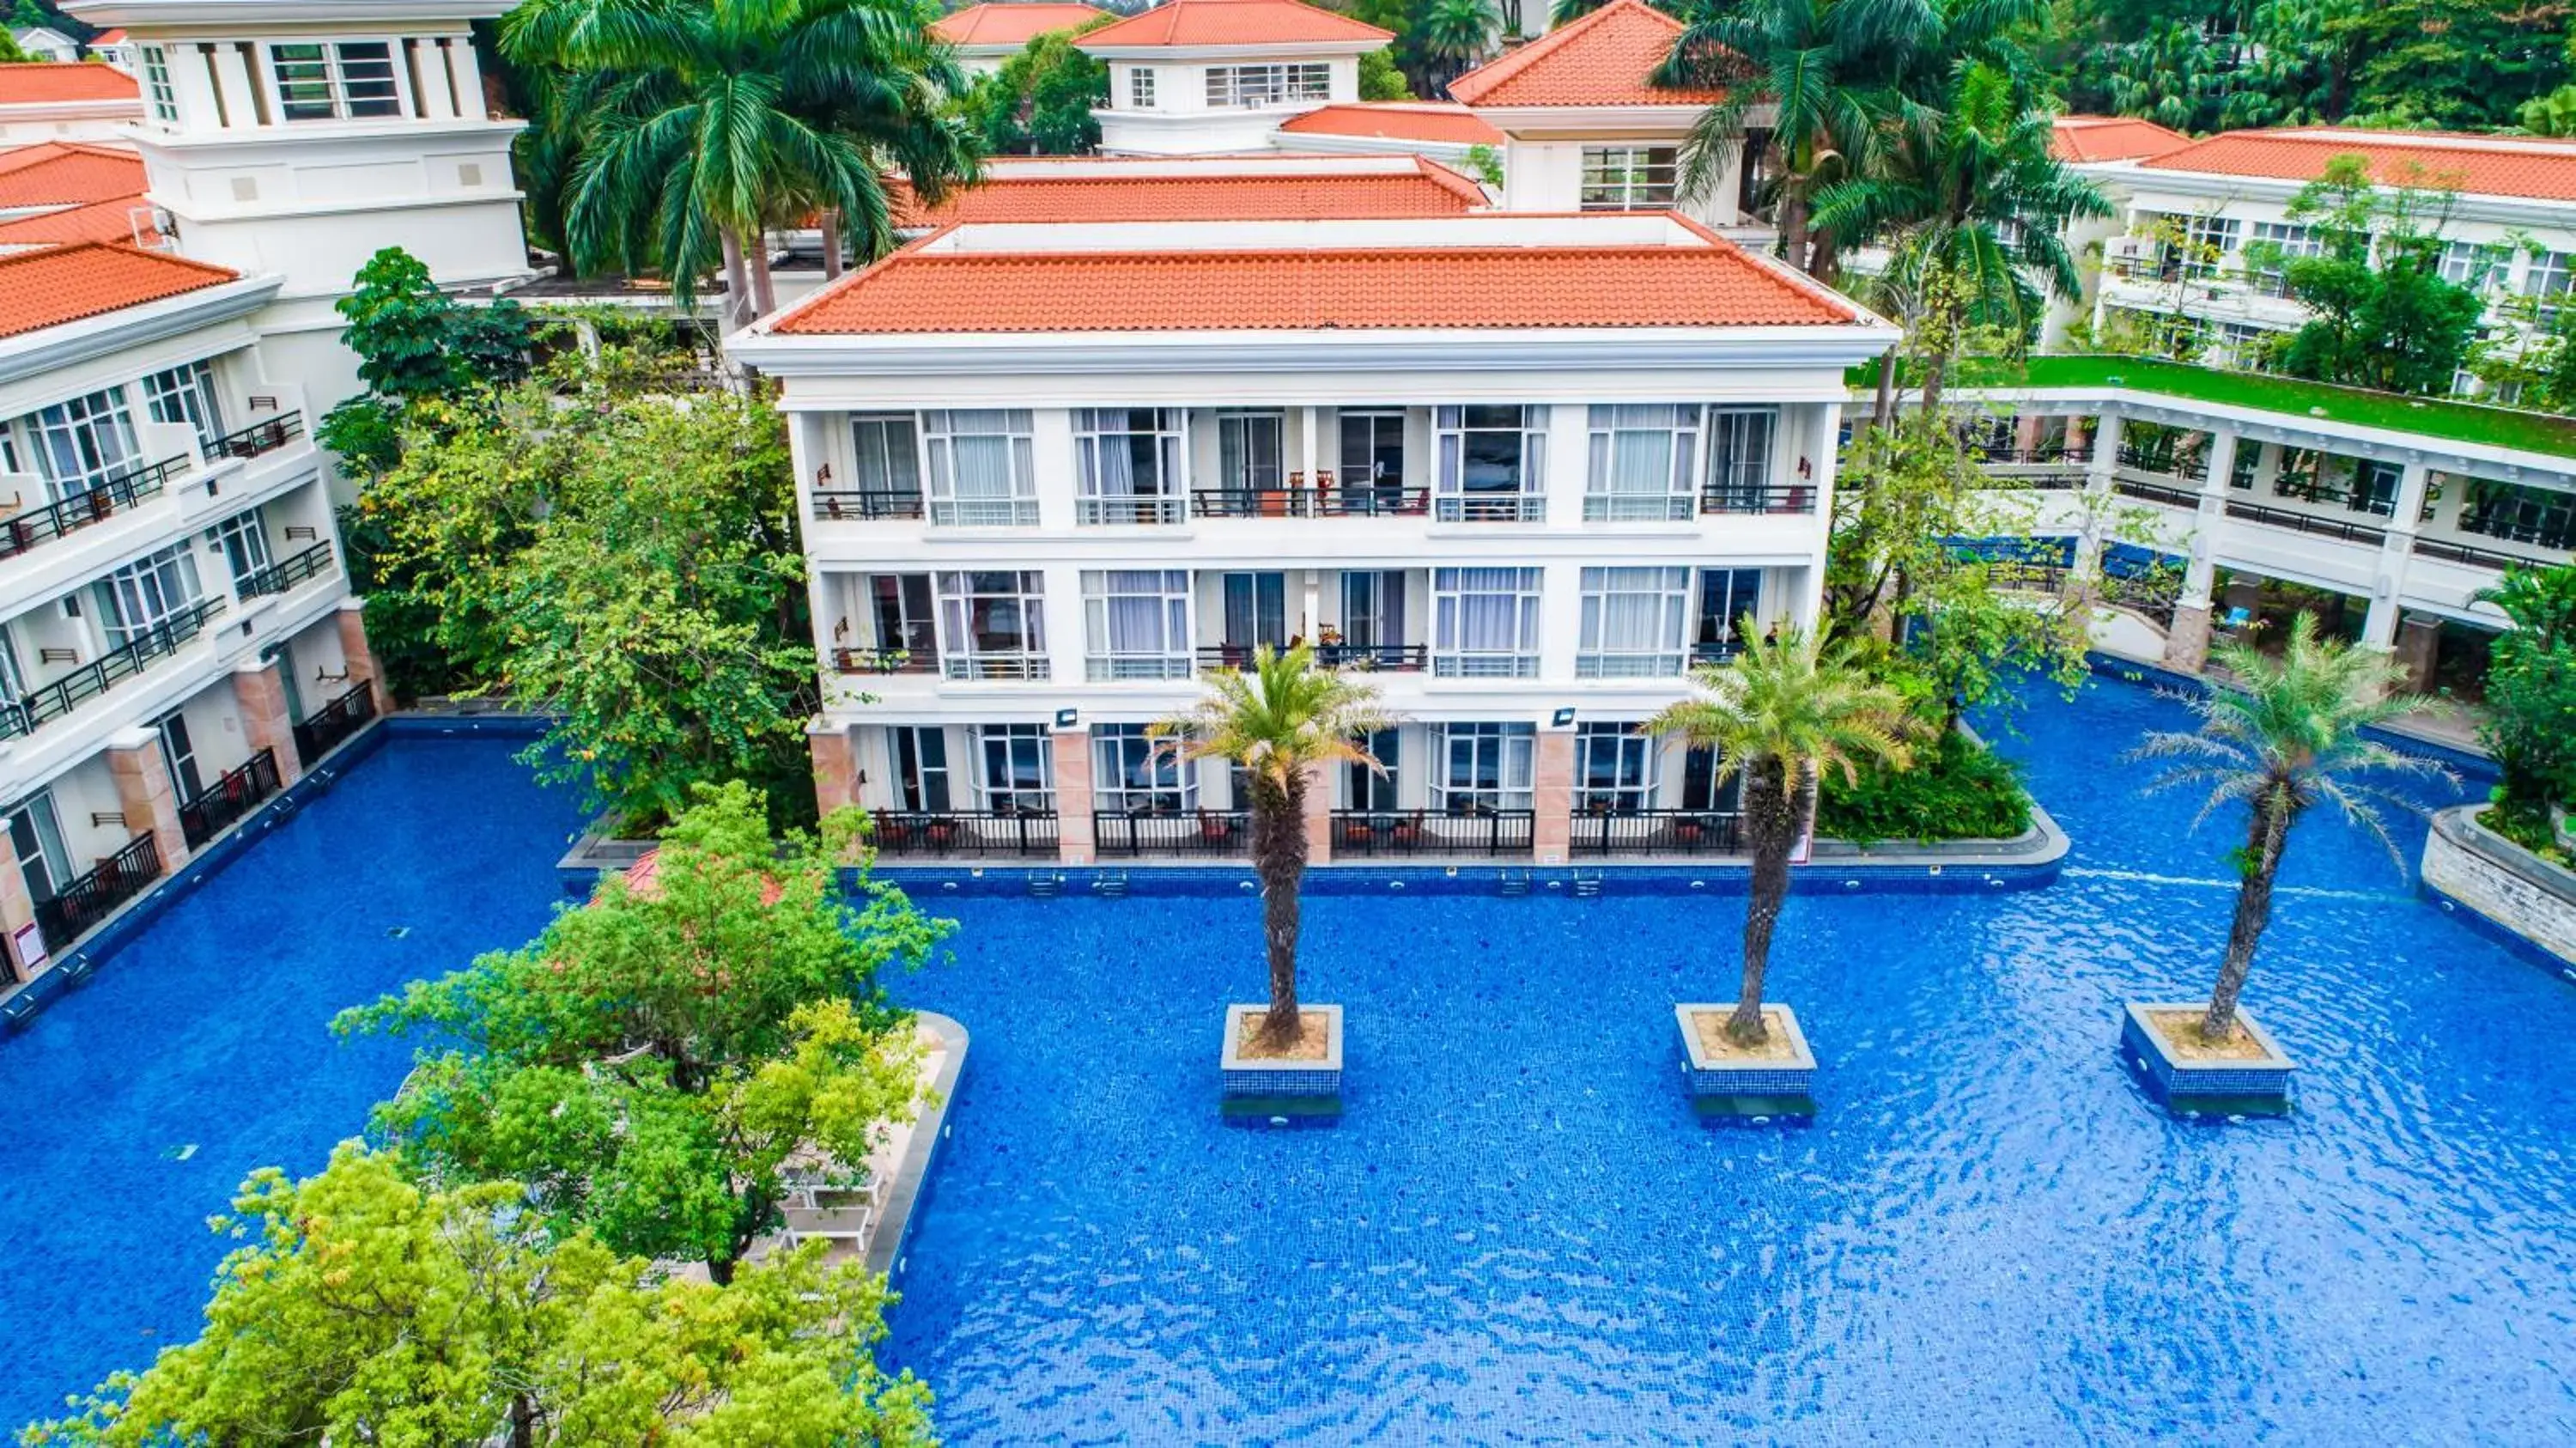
[1417,0,1501,93]
[0,29,29,62]
[2266,155,2484,397]
[335,246,532,402]
[1153,645,1394,1050]
[337,784,950,1281]
[1645,625,1917,1045]
[2129,612,2446,1043]
[353,368,817,824]
[25,1146,934,1447]
[1358,46,1413,100]
[967,26,1110,155]
[2475,563,2576,815]
[503,0,980,323]
[2519,82,2576,136]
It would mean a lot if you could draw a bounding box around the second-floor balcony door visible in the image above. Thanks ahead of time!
[1340,411,1405,496]
[95,543,204,651]
[870,574,937,659]
[851,414,922,506]
[1347,727,1400,811]
[4,791,69,919]
[1221,572,1288,657]
[1340,571,1406,649]
[1218,411,1285,495]
[156,710,203,800]
[1437,405,1544,521]
[889,727,951,812]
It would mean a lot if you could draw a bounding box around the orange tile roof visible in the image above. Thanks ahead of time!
[1075,0,1391,50]
[0,241,239,339]
[0,141,143,208]
[893,159,1485,224]
[2139,129,2576,203]
[929,3,1109,47]
[0,61,140,106]
[0,195,154,246]
[2051,114,2191,163]
[1450,0,1717,108]
[1277,101,1504,146]
[775,226,1862,335]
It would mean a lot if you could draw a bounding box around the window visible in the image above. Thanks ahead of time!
[268,41,403,121]
[2229,441,2263,492]
[206,509,272,590]
[1585,405,1699,520]
[1578,567,1690,677]
[1579,146,1678,211]
[2462,478,2576,550]
[887,727,951,812]
[1575,722,1655,813]
[1216,411,1285,493]
[849,414,921,496]
[1205,64,1328,107]
[1347,727,1400,811]
[2439,240,2510,294]
[141,46,178,123]
[2245,222,2318,296]
[973,724,1054,812]
[2179,216,2239,277]
[1218,571,1288,653]
[1074,409,1184,524]
[1692,568,1762,660]
[1704,407,1777,508]
[1094,724,1194,812]
[4,791,70,910]
[1433,723,1534,813]
[1083,570,1193,680]
[1435,405,1546,520]
[1129,67,1155,107]
[1432,567,1541,678]
[94,541,204,649]
[1338,410,1405,488]
[923,410,1036,526]
[24,387,137,497]
[142,362,223,453]
[936,570,1048,679]
[2524,250,2573,312]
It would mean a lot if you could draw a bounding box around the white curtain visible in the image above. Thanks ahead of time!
[1437,568,1536,652]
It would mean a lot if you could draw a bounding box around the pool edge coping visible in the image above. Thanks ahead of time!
[872,1010,967,1282]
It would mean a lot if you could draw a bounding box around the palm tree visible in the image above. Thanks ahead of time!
[1154,646,1395,1051]
[1644,624,1915,1045]
[1809,61,2111,410]
[503,0,979,327]
[1419,0,1503,94]
[2129,613,2450,1045]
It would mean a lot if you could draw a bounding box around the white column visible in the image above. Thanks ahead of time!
[1543,403,1588,527]
[418,39,462,120]
[1539,561,1586,681]
[446,33,488,119]
[2366,459,2432,652]
[171,42,224,132]
[1042,563,1091,687]
[1030,408,1078,530]
[2074,411,2123,576]
[2184,429,2239,606]
[210,43,264,130]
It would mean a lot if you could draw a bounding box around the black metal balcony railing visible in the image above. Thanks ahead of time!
[2113,478,2202,509]
[1191,486,1433,518]
[1435,493,1544,523]
[831,647,937,674]
[292,680,377,768]
[1094,808,1250,857]
[2117,447,2209,482]
[1972,443,2089,466]
[870,808,1060,858]
[2,598,226,741]
[33,831,160,949]
[178,747,282,849]
[1688,640,1748,666]
[1076,496,1185,526]
[1327,808,1535,857]
[1569,809,1744,856]
[237,541,334,599]
[0,453,189,563]
[2271,480,2396,518]
[811,490,926,521]
[2458,508,2576,552]
[208,411,306,461]
[2223,499,2388,546]
[2413,536,2547,571]
[1698,484,1818,515]
[1315,642,1426,672]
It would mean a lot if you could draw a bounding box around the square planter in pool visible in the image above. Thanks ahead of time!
[1219,1002,1342,1120]
[2122,1001,2295,1116]
[1676,1002,1815,1120]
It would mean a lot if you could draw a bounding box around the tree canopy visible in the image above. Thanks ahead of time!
[967,27,1111,155]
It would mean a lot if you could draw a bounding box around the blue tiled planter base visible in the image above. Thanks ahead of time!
[2121,1007,2295,1116]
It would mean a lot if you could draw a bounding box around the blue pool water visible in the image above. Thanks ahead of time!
[881,679,2576,1445]
[0,736,587,1429]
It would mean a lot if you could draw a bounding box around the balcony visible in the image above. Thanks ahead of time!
[2117,446,2208,481]
[291,681,377,768]
[1088,654,1194,682]
[2223,499,2386,546]
[1583,494,1696,523]
[1577,649,1686,679]
[1567,809,1743,856]
[237,540,334,599]
[930,498,1039,528]
[1,598,226,741]
[869,808,1060,858]
[1094,808,1249,857]
[1435,493,1542,523]
[811,490,926,521]
[1430,650,1539,679]
[33,831,160,947]
[943,654,1049,682]
[1971,443,2089,467]
[832,646,937,675]
[1327,808,1534,857]
[1192,486,1429,519]
[208,411,307,461]
[1689,641,1747,666]
[1077,496,1185,526]
[1698,484,1817,515]
[2113,478,2201,508]
[1195,642,1427,673]
[2414,536,2552,570]
[0,453,190,564]
[178,747,283,849]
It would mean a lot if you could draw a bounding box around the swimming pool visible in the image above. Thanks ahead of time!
[880,678,2576,1445]
[0,733,587,1429]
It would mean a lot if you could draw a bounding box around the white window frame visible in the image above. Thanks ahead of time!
[922,409,1037,526]
[1584,405,1700,520]
[1082,569,1194,681]
[1204,63,1329,108]
[95,541,204,648]
[1574,722,1656,813]
[848,413,922,496]
[1578,146,1679,211]
[264,39,409,122]
[971,724,1054,812]
[1704,407,1777,508]
[1073,408,1185,524]
[2245,221,2319,296]
[142,361,223,453]
[1434,405,1546,520]
[23,387,139,499]
[206,508,273,590]
[1094,723,1195,813]
[140,46,179,124]
[1431,566,1542,678]
[1128,66,1155,108]
[1577,566,1691,678]
[935,569,1048,679]
[1432,722,1534,813]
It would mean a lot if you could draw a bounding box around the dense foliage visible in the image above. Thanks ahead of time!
[25,1147,935,1446]
[2263,158,2485,395]
[966,26,1110,155]
[1816,727,2032,845]
[2476,564,2576,835]
[337,784,951,1281]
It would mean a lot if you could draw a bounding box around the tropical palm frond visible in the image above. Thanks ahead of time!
[1641,621,1919,789]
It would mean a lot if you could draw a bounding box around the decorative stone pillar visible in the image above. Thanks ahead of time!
[1303,762,1334,866]
[2162,603,2215,672]
[232,658,301,788]
[2395,614,2442,695]
[1532,727,1576,866]
[1050,727,1097,866]
[105,728,188,874]
[0,829,38,982]
[810,723,859,819]
[334,598,389,715]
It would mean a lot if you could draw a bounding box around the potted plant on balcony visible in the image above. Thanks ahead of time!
[2123,613,2445,1114]
[1153,643,1394,1117]
[1646,624,1916,1118]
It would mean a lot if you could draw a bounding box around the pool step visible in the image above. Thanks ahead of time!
[1025,870,1064,898]
[1572,868,1604,898]
[1091,870,1130,899]
[1498,868,1530,897]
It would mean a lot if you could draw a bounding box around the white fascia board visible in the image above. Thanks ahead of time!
[2114,167,2576,233]
[1078,40,1387,61]
[68,0,514,27]
[1477,104,1729,137]
[0,273,279,387]
[132,116,526,158]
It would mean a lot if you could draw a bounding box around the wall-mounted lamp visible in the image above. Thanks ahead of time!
[815,464,832,485]
[1797,456,1814,479]
[1552,707,1577,727]
[1054,707,1080,728]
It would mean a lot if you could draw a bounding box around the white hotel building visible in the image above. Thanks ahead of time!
[729,212,1894,867]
